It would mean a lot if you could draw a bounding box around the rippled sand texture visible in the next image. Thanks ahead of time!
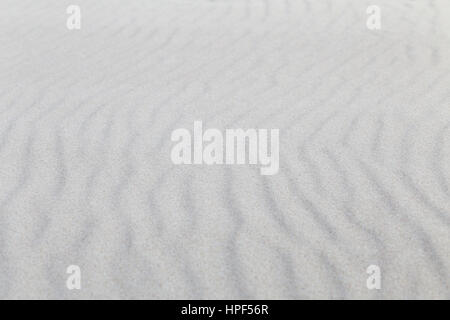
[0,0,449,299]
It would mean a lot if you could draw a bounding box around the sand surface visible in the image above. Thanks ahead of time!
[0,0,449,299]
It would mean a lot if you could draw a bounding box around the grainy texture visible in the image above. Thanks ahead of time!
[0,0,449,299]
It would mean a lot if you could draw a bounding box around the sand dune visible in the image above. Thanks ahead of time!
[0,0,449,299]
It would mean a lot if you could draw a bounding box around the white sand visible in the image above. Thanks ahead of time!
[0,0,449,299]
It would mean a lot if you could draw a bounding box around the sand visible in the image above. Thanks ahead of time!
[0,0,449,299]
